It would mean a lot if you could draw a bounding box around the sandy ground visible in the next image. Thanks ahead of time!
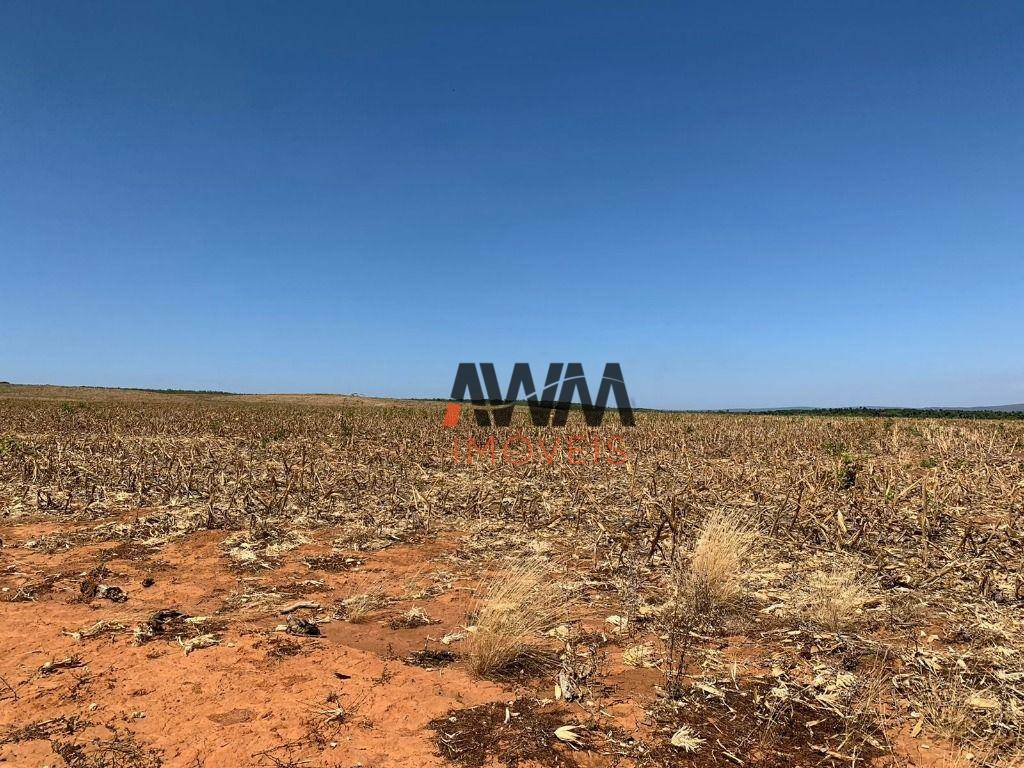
[2,516,672,768]
[0,515,963,768]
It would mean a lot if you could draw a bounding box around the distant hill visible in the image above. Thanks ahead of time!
[969,403,1024,412]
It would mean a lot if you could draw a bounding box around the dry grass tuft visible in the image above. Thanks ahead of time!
[660,510,757,697]
[803,566,871,631]
[341,586,389,624]
[467,559,564,676]
[919,671,1022,762]
[684,509,757,614]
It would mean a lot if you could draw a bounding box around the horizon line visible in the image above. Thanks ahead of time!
[2,380,1021,414]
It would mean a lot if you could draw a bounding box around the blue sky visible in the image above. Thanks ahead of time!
[2,2,1022,409]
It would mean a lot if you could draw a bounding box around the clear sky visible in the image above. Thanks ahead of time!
[2,2,1022,409]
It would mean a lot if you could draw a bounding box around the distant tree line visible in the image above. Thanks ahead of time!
[719,407,1024,420]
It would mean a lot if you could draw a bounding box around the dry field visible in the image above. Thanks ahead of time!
[1,387,1022,768]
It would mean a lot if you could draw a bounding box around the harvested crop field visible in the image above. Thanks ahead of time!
[1,388,1022,768]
